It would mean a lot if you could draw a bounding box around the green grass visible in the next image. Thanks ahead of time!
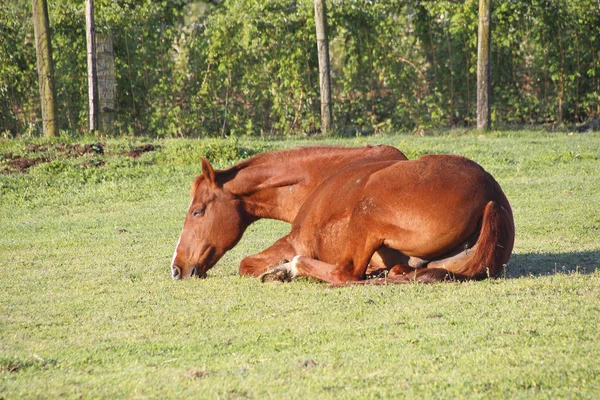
[1,131,599,398]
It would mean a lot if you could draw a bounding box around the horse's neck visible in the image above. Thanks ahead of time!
[220,146,404,223]
[222,158,318,223]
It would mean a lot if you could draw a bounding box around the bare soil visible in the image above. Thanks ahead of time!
[0,142,157,174]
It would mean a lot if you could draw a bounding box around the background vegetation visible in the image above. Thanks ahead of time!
[2,0,599,137]
[1,132,599,398]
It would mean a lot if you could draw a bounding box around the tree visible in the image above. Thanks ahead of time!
[31,0,57,137]
[477,0,491,130]
[85,0,98,132]
[314,0,332,134]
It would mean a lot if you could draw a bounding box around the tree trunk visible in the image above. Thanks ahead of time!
[97,34,116,135]
[476,0,492,130]
[314,0,332,134]
[31,0,57,137]
[86,0,98,132]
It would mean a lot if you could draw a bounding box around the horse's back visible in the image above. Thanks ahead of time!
[370,154,494,199]
[293,154,510,260]
[368,155,503,255]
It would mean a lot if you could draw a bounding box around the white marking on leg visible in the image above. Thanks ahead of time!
[288,255,301,278]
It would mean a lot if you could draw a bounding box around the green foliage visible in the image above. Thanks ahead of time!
[153,136,274,167]
[0,0,38,136]
[491,0,600,124]
[1,0,599,136]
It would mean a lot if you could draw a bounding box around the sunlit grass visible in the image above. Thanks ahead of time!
[1,131,599,398]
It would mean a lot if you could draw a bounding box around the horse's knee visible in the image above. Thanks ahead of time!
[408,257,429,268]
[388,264,415,277]
[331,261,366,282]
[239,257,263,277]
[240,256,291,277]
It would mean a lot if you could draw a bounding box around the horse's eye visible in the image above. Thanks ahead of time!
[192,208,205,217]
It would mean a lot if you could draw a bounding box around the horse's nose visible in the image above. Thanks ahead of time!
[190,267,207,279]
[172,265,182,280]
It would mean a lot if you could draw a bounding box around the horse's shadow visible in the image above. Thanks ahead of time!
[506,250,599,278]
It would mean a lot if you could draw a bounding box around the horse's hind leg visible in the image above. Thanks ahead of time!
[334,267,466,286]
[367,246,408,275]
[239,235,296,277]
[387,264,416,277]
[366,247,428,277]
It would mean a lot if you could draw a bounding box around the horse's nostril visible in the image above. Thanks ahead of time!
[191,267,197,277]
[172,265,182,280]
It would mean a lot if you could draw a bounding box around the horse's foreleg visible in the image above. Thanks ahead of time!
[260,255,366,285]
[239,235,296,277]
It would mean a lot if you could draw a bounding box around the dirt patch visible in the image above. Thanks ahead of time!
[1,142,157,175]
[80,159,106,168]
[297,359,318,367]
[25,142,104,157]
[0,153,48,174]
[1,143,106,174]
[126,144,156,158]
[185,367,207,379]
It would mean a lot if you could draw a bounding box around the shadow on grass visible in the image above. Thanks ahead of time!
[507,251,600,278]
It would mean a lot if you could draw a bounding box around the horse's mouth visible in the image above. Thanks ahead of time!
[171,264,208,280]
[190,266,208,279]
[194,246,220,277]
[172,246,219,280]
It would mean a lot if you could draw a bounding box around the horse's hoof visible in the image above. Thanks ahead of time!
[260,266,293,283]
[263,259,290,272]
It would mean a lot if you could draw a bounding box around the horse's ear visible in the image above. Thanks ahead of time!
[201,157,217,187]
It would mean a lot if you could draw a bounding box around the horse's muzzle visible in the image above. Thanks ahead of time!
[171,265,182,280]
[190,266,207,279]
[171,265,207,280]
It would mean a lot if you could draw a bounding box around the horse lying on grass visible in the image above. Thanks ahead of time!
[259,154,515,285]
[171,145,408,279]
[171,146,514,285]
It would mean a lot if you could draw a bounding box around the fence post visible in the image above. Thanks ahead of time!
[97,34,116,135]
[477,0,492,130]
[314,0,332,134]
[86,0,98,132]
[31,0,57,137]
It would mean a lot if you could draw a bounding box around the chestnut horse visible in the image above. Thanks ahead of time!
[171,145,408,279]
[260,154,515,285]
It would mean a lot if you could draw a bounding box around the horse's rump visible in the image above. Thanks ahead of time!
[278,154,515,283]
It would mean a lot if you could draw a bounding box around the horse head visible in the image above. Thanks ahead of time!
[171,158,249,279]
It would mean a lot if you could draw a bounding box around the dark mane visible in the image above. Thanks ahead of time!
[190,147,330,196]
[191,145,380,196]
[224,145,372,173]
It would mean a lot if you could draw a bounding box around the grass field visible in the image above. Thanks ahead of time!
[1,131,599,398]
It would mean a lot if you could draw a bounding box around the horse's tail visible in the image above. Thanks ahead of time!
[410,199,514,283]
[337,199,515,286]
[449,199,514,278]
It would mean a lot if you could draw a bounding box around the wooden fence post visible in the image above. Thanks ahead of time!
[97,34,116,135]
[314,0,332,134]
[477,0,492,130]
[31,0,57,137]
[86,0,98,132]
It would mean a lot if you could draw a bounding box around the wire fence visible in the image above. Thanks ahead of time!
[2,0,599,137]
